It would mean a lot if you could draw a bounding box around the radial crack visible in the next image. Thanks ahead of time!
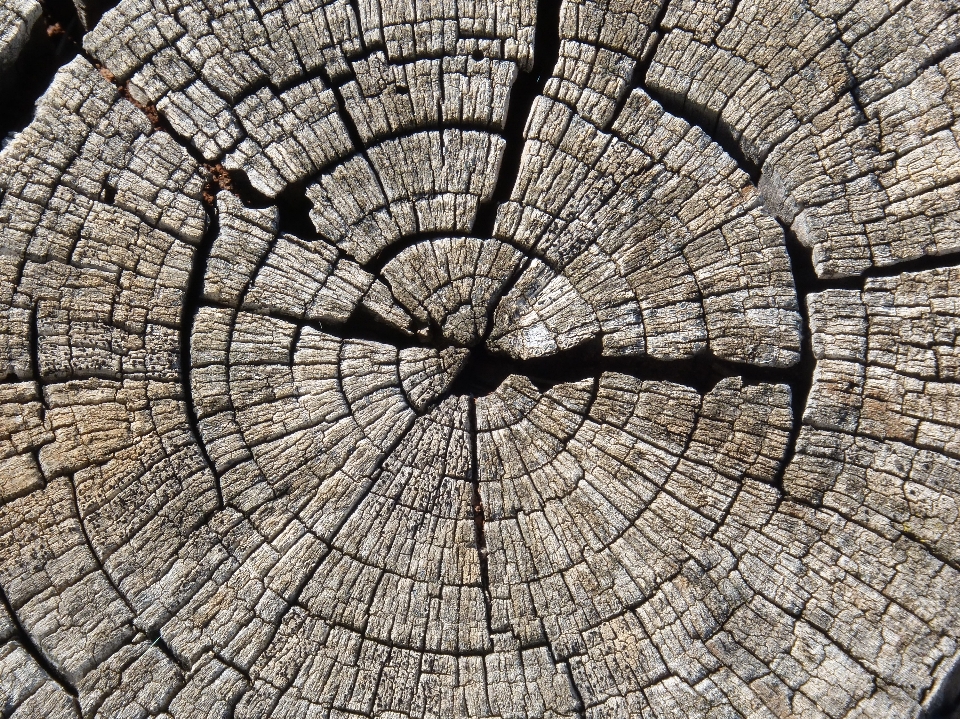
[472,0,563,238]
[467,395,492,639]
[180,200,225,509]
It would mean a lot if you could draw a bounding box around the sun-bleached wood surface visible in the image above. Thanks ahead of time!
[1,0,960,717]
[0,0,39,71]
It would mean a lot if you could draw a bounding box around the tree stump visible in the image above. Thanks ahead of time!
[1,0,960,717]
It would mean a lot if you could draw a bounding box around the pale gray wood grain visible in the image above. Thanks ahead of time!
[1,0,960,716]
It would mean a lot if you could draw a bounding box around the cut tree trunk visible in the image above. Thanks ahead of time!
[1,0,960,717]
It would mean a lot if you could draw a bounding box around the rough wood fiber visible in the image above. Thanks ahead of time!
[0,0,959,717]
[0,0,40,71]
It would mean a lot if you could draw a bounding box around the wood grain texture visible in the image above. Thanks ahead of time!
[1,0,959,716]
[0,0,40,71]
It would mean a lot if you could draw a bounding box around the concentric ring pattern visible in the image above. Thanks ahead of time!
[1,0,960,717]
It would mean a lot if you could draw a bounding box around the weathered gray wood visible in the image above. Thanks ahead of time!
[1,0,960,716]
[0,0,40,72]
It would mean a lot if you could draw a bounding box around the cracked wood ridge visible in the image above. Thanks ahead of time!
[1,0,960,716]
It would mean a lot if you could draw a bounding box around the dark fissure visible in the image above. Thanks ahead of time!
[0,3,80,138]
[180,202,225,509]
[472,0,563,238]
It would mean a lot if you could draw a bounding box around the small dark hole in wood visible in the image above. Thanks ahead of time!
[396,85,409,95]
[472,48,484,61]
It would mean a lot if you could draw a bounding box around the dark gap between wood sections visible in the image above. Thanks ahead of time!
[263,306,423,351]
[27,305,48,411]
[94,68,169,135]
[91,60,246,203]
[642,84,762,184]
[360,230,487,277]
[855,248,960,284]
[43,0,119,31]
[770,218,819,494]
[769,216,960,489]
[142,632,190,673]
[179,203,225,508]
[563,661,587,718]
[923,648,960,719]
[448,338,801,399]
[467,397,493,636]
[472,0,563,238]
[317,66,367,160]
[616,0,764,184]
[39,0,86,34]
[632,0,671,84]
[0,6,80,138]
